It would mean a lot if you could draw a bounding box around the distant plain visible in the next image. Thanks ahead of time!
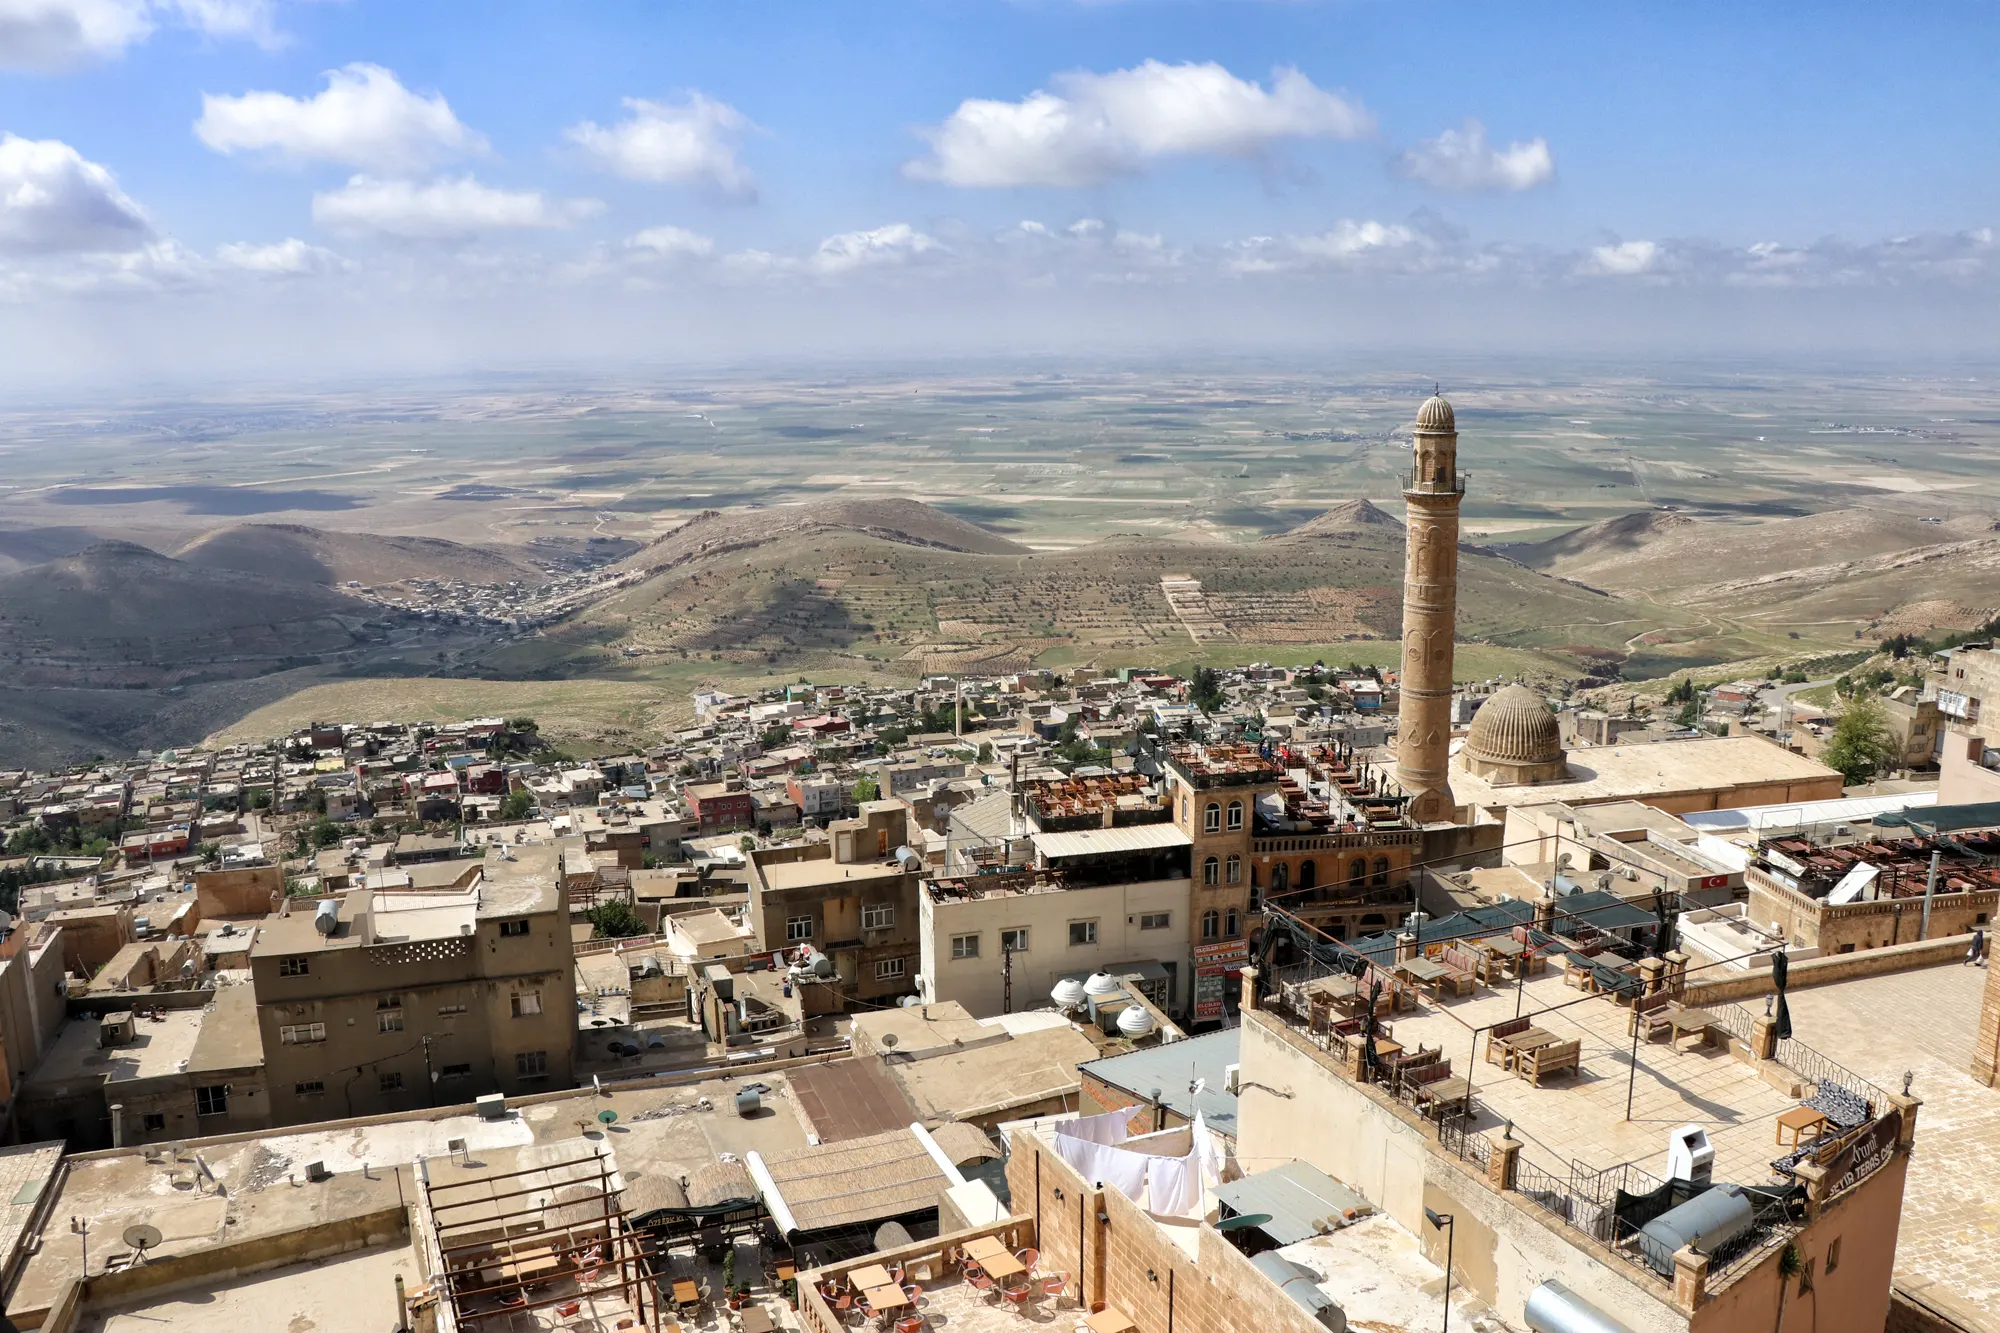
[1,361,1996,762]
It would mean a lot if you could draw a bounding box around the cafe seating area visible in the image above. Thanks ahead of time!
[797,1221,1111,1333]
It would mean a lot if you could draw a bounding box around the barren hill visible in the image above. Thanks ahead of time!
[618,497,1028,575]
[1511,510,1695,570]
[558,513,1664,683]
[1517,508,1973,593]
[0,526,120,575]
[1280,499,1403,538]
[174,523,542,588]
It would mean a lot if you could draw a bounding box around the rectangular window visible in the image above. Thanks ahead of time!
[295,1080,325,1098]
[511,990,542,1017]
[1798,1258,1814,1295]
[142,1112,167,1132]
[1138,912,1171,931]
[378,1071,404,1094]
[1226,803,1243,831]
[950,933,980,960]
[278,956,309,977]
[194,1085,228,1117]
[516,1050,548,1080]
[440,1063,472,1080]
[875,957,907,981]
[499,919,530,937]
[1000,928,1029,953]
[786,915,815,942]
[1069,920,1098,947]
[437,1003,467,1016]
[279,1022,326,1044]
[1826,1238,1841,1274]
[378,1010,404,1034]
[861,903,895,930]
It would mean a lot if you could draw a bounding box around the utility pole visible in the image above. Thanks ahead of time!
[1002,941,1014,1014]
[1920,850,1940,940]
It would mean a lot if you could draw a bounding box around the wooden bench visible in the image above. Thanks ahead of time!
[1630,993,1675,1041]
[1520,1038,1582,1086]
[1484,1016,1532,1065]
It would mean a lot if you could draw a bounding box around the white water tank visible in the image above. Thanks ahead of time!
[1116,1004,1156,1037]
[1051,978,1087,1008]
[1083,972,1121,998]
[314,899,340,935]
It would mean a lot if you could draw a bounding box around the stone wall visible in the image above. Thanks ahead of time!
[1684,934,1974,1006]
[1974,948,2000,1087]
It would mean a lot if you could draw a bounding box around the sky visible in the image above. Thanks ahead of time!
[1,0,1997,384]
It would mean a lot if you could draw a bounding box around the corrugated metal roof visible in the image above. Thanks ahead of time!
[1031,824,1192,859]
[1216,1161,1372,1245]
[1079,1028,1240,1136]
[1683,791,1935,832]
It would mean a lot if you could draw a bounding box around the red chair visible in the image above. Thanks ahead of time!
[554,1300,581,1318]
[902,1283,924,1304]
[967,1273,999,1303]
[895,1318,926,1333]
[1041,1272,1068,1307]
[1014,1247,1039,1273]
[1002,1284,1033,1311]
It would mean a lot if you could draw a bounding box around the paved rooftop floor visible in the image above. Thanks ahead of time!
[1782,962,1999,1332]
[1379,972,1815,1185]
[79,1242,417,1333]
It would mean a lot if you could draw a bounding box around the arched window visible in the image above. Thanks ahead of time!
[1202,856,1219,887]
[1201,909,1220,941]
[1249,883,1263,913]
[1226,800,1243,831]
[1349,857,1367,884]
[1204,802,1221,833]
[1271,863,1289,893]
[1372,856,1391,887]
[1226,854,1242,885]
[1299,860,1316,890]
[1225,909,1239,938]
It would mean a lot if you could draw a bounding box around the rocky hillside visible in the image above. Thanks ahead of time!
[174,523,543,588]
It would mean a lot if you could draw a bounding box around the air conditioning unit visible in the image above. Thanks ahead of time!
[476,1093,508,1121]
[1224,1063,1242,1095]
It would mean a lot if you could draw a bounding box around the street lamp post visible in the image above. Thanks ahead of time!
[1424,1208,1455,1333]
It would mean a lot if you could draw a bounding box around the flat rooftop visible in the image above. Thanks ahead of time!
[77,1242,418,1333]
[1451,735,1840,810]
[758,857,907,892]
[1779,964,1999,1331]
[25,1008,207,1087]
[1321,970,1826,1188]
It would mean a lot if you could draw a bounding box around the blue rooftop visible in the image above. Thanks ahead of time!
[1079,1028,1240,1138]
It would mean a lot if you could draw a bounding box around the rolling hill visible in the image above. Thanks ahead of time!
[522,498,1672,683]
[174,523,543,588]
[617,497,1030,575]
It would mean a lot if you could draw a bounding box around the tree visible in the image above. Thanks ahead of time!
[852,775,881,803]
[977,741,994,764]
[198,841,222,866]
[585,900,645,939]
[500,789,534,821]
[1822,695,1898,785]
[1664,678,1697,706]
[1189,666,1225,714]
[760,726,793,750]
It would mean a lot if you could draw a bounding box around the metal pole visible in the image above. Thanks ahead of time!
[1921,850,1940,940]
[1625,1003,1642,1121]
[1442,1218,1454,1333]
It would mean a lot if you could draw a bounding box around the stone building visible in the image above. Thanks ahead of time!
[745,801,922,1005]
[248,845,575,1126]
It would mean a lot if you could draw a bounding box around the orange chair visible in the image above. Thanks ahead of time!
[1041,1272,1068,1307]
[1015,1247,1040,1273]
[554,1300,581,1318]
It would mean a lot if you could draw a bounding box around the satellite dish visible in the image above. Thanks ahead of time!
[597,1110,618,1126]
[880,1033,899,1050]
[123,1224,163,1262]
[1216,1213,1273,1232]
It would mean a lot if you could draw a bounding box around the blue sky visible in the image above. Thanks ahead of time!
[1,1,1996,379]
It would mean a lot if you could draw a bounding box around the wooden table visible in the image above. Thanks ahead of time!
[1776,1105,1829,1148]
[964,1235,1025,1279]
[860,1283,909,1314]
[1085,1309,1138,1333]
[1500,1029,1557,1070]
[670,1279,698,1307]
[849,1264,894,1291]
[504,1248,561,1283]
[1669,1007,1715,1050]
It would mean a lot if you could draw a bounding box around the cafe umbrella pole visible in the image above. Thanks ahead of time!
[1625,998,1642,1121]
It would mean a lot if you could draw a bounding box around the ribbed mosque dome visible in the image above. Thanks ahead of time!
[1465,685,1561,765]
[1416,394,1455,432]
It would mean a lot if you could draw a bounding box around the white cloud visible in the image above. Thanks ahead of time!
[311,175,601,240]
[566,94,757,200]
[1294,219,1422,261]
[0,133,151,253]
[1396,119,1553,193]
[1585,239,1659,276]
[216,236,346,276]
[0,0,271,70]
[196,64,484,173]
[625,224,715,259]
[805,223,938,274]
[907,60,1372,187]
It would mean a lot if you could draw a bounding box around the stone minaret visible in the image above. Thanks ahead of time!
[1396,393,1463,822]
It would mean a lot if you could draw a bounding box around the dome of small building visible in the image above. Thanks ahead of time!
[1461,684,1568,786]
[1416,393,1455,432]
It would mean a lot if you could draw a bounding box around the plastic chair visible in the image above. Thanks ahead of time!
[967,1273,999,1303]
[901,1283,924,1304]
[1003,1285,1033,1311]
[555,1300,582,1318]
[1015,1247,1040,1273]
[895,1318,926,1333]
[1041,1272,1068,1307]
